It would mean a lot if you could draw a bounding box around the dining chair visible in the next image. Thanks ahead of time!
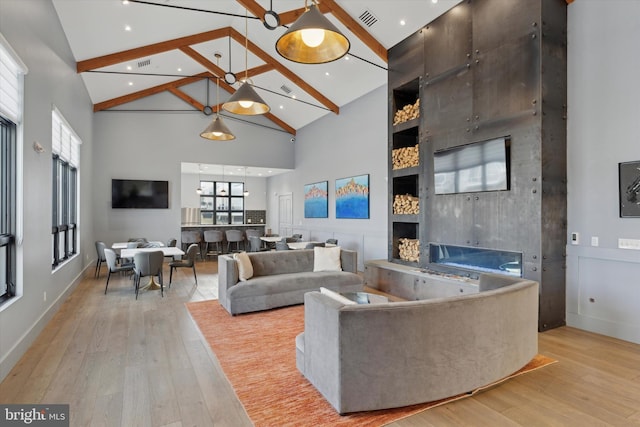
[103,248,134,294]
[292,233,303,241]
[248,235,269,252]
[169,243,198,286]
[164,237,177,261]
[225,229,244,253]
[94,241,107,278]
[326,238,338,245]
[181,230,203,258]
[275,239,290,251]
[133,250,165,299]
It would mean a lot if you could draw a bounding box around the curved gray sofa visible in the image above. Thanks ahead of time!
[296,273,539,414]
[218,249,363,315]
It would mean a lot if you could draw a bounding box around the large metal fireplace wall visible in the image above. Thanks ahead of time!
[387,0,567,330]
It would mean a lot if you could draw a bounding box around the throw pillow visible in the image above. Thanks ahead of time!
[234,252,253,281]
[320,287,356,305]
[313,246,342,272]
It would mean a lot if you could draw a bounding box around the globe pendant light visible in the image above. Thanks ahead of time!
[220,166,227,196]
[201,53,236,140]
[195,164,203,195]
[243,167,250,197]
[276,0,350,64]
[222,9,270,115]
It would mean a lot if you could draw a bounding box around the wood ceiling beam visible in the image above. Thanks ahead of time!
[77,28,231,72]
[229,27,339,114]
[167,87,204,111]
[93,73,207,112]
[239,0,387,63]
[179,46,226,77]
[320,0,388,63]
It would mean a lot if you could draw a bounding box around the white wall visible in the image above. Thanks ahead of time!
[267,85,389,270]
[0,0,95,380]
[92,107,293,244]
[566,0,640,344]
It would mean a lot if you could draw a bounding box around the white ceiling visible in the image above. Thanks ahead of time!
[52,0,461,132]
[52,0,461,179]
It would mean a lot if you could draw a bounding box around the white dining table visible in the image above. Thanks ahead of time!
[112,241,165,250]
[287,241,336,250]
[259,236,282,243]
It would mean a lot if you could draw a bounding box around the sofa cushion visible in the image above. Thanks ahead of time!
[313,246,342,272]
[234,252,253,281]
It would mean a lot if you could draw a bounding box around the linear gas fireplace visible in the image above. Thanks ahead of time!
[429,243,522,278]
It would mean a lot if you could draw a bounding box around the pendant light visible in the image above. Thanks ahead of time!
[243,167,250,197]
[222,9,270,115]
[220,166,227,196]
[276,0,350,64]
[195,164,203,195]
[200,53,236,140]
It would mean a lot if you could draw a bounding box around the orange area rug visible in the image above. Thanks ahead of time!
[186,300,556,427]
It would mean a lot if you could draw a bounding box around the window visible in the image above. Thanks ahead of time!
[199,180,245,224]
[0,33,27,304]
[0,117,16,302]
[52,109,80,269]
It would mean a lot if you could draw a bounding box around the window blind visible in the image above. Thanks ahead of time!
[0,33,27,123]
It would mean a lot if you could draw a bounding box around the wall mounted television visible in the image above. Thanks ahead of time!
[433,136,510,195]
[112,179,169,209]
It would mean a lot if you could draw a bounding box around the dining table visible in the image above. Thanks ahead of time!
[287,241,336,250]
[111,241,165,250]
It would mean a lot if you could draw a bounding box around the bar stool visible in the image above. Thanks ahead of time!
[203,230,224,258]
[225,229,244,253]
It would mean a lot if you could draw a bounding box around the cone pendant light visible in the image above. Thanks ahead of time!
[276,0,350,64]
[200,53,236,140]
[222,9,270,115]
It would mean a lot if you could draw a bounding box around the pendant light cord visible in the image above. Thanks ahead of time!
[244,8,249,82]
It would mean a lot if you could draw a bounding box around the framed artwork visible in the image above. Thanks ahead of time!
[336,174,370,219]
[619,161,640,217]
[304,181,328,218]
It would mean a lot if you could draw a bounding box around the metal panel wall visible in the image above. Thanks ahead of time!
[388,0,567,330]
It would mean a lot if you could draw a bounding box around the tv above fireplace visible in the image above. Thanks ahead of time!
[112,179,169,209]
[433,136,510,195]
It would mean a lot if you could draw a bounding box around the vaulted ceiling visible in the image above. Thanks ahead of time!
[52,0,464,136]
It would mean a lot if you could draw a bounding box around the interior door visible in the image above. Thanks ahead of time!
[278,193,293,237]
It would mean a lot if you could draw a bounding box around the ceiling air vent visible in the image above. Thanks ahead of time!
[358,10,378,27]
[280,84,292,95]
[137,58,151,68]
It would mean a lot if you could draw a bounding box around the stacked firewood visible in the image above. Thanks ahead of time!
[392,144,419,169]
[393,99,420,125]
[398,238,420,262]
[393,194,419,215]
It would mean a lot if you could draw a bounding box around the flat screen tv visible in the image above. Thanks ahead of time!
[112,179,169,209]
[433,137,509,195]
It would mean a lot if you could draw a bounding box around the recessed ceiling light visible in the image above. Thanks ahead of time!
[126,65,132,71]
[268,170,273,174]
[122,0,129,4]
[344,55,350,60]
[325,72,330,76]
[400,20,406,26]
[177,67,182,72]
[128,82,133,86]
[124,25,132,32]
[292,95,297,99]
[279,105,283,109]
[432,0,438,3]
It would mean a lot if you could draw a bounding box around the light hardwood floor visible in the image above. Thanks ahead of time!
[1,259,640,426]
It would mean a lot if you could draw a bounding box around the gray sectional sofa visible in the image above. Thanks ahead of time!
[296,273,539,414]
[218,249,363,315]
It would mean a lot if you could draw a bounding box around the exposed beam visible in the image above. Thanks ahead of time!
[320,0,387,63]
[167,87,204,111]
[77,28,230,72]
[93,74,207,111]
[179,46,226,77]
[229,27,339,114]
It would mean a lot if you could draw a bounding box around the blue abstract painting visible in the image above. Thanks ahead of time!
[304,181,328,218]
[336,174,369,219]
